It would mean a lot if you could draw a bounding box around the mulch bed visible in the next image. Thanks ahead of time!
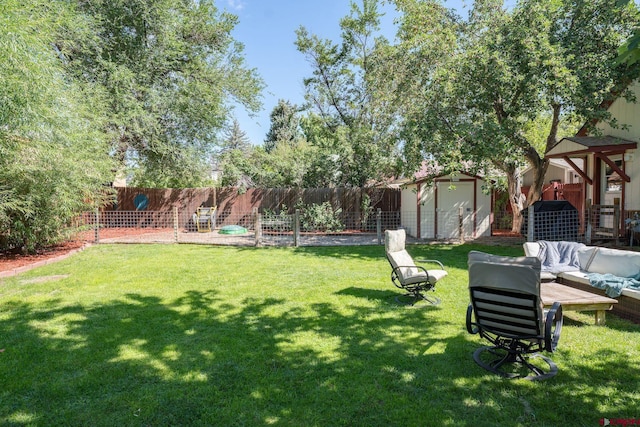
[0,240,86,273]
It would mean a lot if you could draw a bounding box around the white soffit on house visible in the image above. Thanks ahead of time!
[547,136,637,158]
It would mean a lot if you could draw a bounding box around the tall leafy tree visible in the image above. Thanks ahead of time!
[299,114,345,187]
[214,118,254,187]
[1,0,114,252]
[251,143,316,188]
[218,106,313,188]
[264,99,303,153]
[247,100,314,187]
[217,148,257,188]
[296,0,399,187]
[388,0,640,231]
[217,142,316,189]
[59,0,264,187]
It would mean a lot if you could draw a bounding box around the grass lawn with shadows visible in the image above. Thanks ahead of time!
[0,243,638,426]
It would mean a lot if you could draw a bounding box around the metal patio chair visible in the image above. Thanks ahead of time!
[195,206,217,232]
[466,251,563,380]
[384,229,447,305]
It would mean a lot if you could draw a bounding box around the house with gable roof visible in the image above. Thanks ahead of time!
[545,80,640,235]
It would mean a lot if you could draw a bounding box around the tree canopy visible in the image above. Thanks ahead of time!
[617,0,640,65]
[0,0,264,252]
[218,102,317,189]
[385,0,640,230]
[60,0,264,187]
[296,0,399,187]
[264,100,303,153]
[1,0,114,252]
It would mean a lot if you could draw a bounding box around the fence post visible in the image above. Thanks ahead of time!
[585,199,592,245]
[94,208,100,243]
[458,206,465,243]
[614,204,620,245]
[527,207,535,242]
[254,208,262,247]
[294,209,300,247]
[173,206,178,243]
[377,208,382,245]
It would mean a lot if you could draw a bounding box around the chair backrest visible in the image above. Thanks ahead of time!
[468,251,543,338]
[197,206,215,218]
[385,229,421,282]
[385,229,406,253]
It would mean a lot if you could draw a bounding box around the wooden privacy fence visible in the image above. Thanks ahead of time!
[520,183,584,212]
[108,187,401,219]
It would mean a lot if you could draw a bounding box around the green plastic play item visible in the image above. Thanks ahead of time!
[218,225,249,235]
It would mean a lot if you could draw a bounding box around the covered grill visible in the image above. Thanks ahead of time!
[521,200,579,241]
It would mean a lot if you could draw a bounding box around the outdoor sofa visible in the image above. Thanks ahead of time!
[523,241,640,324]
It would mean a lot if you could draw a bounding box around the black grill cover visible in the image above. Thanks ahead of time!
[520,200,579,241]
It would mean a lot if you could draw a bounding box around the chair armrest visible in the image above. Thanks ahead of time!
[415,259,445,270]
[390,265,430,287]
[466,304,479,334]
[391,265,429,275]
[544,302,563,352]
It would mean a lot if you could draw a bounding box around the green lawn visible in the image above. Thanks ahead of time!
[1,243,638,426]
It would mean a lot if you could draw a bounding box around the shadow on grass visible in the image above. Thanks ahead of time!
[2,282,639,426]
[227,241,524,265]
[335,286,445,309]
[335,286,398,302]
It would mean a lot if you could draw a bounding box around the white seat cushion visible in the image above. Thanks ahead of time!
[427,269,448,283]
[523,242,541,258]
[577,247,598,270]
[388,249,447,284]
[557,270,590,286]
[399,268,447,285]
[588,247,640,277]
[385,229,406,253]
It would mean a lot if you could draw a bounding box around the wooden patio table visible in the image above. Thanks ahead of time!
[541,281,618,326]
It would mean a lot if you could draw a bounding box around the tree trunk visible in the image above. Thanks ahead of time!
[525,103,556,206]
[505,164,526,233]
[526,156,550,207]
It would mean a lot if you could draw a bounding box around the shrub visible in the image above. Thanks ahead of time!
[262,204,292,232]
[297,201,344,232]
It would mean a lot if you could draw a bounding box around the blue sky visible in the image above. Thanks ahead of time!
[221,0,404,144]
[219,0,506,145]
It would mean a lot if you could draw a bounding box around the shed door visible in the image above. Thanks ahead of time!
[437,182,473,239]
